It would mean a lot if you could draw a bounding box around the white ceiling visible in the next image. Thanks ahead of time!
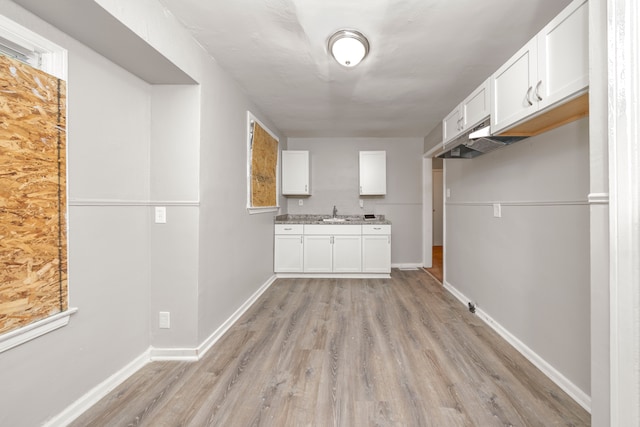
[159,0,573,138]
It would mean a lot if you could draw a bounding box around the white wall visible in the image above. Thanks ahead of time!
[0,1,284,425]
[444,118,591,397]
[286,137,423,266]
[0,2,153,425]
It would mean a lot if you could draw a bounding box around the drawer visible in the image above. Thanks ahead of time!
[304,224,362,235]
[275,224,304,234]
[362,224,391,235]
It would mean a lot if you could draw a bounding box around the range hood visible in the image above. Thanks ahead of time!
[437,118,528,159]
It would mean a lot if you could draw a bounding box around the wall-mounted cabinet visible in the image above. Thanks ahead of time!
[491,0,588,135]
[281,150,310,196]
[442,78,490,145]
[359,151,386,195]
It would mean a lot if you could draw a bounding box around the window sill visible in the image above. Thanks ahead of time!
[0,308,78,354]
[247,206,279,215]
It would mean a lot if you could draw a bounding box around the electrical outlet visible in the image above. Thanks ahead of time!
[493,203,502,218]
[446,188,451,198]
[159,311,170,329]
[359,199,364,208]
[298,199,303,206]
[154,206,167,224]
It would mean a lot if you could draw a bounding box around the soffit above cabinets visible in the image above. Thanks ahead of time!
[13,0,195,84]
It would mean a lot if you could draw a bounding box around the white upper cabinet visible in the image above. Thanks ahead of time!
[359,151,386,195]
[491,0,588,134]
[281,150,310,196]
[442,106,463,144]
[462,79,490,130]
[536,0,589,111]
[442,78,490,145]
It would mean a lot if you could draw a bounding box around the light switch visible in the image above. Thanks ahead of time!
[493,203,502,218]
[298,199,303,206]
[446,188,451,198]
[154,206,167,223]
[359,199,364,208]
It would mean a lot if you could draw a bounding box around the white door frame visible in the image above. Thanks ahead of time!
[607,0,640,425]
[422,154,433,268]
[423,145,444,269]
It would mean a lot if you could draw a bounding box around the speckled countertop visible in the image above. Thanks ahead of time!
[275,214,391,225]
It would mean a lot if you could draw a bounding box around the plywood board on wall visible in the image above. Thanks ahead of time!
[250,121,278,207]
[0,54,67,335]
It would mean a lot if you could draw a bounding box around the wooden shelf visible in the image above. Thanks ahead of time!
[498,92,589,137]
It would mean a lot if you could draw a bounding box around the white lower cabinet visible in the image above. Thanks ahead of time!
[303,235,333,272]
[274,225,304,272]
[275,223,391,275]
[332,235,362,273]
[362,225,391,273]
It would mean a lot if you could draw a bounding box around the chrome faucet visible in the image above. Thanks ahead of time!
[332,205,338,218]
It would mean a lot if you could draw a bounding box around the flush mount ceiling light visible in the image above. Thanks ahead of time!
[328,29,370,67]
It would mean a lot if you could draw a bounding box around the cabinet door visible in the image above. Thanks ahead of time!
[442,106,462,145]
[333,235,362,273]
[536,0,588,111]
[359,151,386,195]
[281,150,309,195]
[303,235,332,272]
[362,235,391,273]
[491,38,537,134]
[462,78,490,130]
[274,235,303,272]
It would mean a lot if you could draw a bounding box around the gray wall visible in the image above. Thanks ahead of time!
[444,118,590,395]
[0,1,283,425]
[286,137,423,266]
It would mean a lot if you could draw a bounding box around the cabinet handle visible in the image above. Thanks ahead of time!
[301,236,303,244]
[284,227,292,231]
[526,86,533,106]
[304,184,307,192]
[331,236,334,244]
[535,80,543,101]
[374,227,381,230]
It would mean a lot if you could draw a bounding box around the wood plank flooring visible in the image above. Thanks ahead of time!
[70,270,589,426]
[425,246,443,283]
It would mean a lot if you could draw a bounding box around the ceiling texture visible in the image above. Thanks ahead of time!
[159,0,573,138]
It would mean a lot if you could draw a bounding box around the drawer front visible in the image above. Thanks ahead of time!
[362,224,391,235]
[304,224,362,235]
[275,224,304,234]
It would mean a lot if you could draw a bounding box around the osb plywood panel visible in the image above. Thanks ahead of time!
[251,122,278,207]
[0,54,67,335]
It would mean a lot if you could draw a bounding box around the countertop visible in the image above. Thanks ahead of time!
[275,214,391,225]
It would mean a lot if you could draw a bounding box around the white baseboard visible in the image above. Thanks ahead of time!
[443,280,591,413]
[45,275,278,425]
[391,263,423,270]
[149,347,198,361]
[195,274,277,359]
[43,349,151,427]
[276,273,390,279]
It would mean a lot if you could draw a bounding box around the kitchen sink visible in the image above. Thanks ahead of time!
[322,218,346,222]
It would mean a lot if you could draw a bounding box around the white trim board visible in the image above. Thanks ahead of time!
[443,280,591,413]
[45,274,278,425]
[150,274,278,361]
[43,349,151,427]
[276,273,391,279]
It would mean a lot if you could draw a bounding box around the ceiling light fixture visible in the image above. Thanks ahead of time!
[328,29,370,67]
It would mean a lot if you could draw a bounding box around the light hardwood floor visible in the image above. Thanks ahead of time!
[71,270,589,426]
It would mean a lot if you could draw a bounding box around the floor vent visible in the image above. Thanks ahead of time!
[398,267,419,271]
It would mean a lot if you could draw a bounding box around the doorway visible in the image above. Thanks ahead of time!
[427,165,444,282]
